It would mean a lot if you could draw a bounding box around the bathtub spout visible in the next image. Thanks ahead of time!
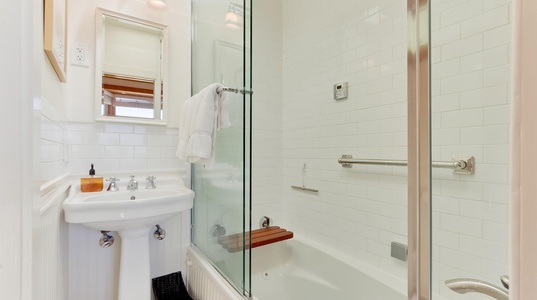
[445,278,509,300]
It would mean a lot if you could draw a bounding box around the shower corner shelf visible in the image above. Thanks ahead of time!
[217,226,294,253]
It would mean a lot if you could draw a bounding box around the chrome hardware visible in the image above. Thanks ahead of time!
[130,196,135,200]
[291,186,319,192]
[146,175,157,189]
[259,216,271,228]
[452,156,475,175]
[153,225,166,240]
[127,175,138,190]
[216,86,253,95]
[446,278,509,300]
[340,154,353,168]
[338,154,475,175]
[211,224,226,237]
[291,163,319,192]
[99,231,114,248]
[500,275,509,290]
[106,177,120,191]
[390,242,408,262]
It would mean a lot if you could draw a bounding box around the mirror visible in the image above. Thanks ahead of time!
[95,8,168,125]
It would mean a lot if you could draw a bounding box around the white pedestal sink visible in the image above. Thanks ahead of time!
[63,178,194,300]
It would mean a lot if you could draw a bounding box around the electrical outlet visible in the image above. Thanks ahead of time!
[71,42,90,67]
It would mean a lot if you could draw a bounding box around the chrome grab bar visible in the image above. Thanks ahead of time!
[446,278,509,300]
[216,86,253,95]
[338,154,474,175]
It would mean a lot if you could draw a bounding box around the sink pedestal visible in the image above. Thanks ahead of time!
[117,228,152,300]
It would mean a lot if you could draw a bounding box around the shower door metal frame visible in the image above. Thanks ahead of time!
[407,0,431,299]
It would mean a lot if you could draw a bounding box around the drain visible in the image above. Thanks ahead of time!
[130,196,136,200]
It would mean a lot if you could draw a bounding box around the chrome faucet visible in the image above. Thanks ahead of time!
[446,278,509,300]
[106,177,120,192]
[127,175,138,190]
[146,175,156,189]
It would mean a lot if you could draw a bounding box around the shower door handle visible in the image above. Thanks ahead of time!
[446,278,509,300]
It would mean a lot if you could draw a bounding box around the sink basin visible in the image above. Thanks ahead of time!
[63,177,194,300]
[63,180,194,231]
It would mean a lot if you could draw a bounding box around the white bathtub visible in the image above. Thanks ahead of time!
[187,235,407,300]
[250,236,406,300]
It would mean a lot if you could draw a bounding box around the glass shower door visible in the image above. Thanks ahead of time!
[191,0,253,296]
[429,0,511,299]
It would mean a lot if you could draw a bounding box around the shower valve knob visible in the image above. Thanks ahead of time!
[259,216,272,228]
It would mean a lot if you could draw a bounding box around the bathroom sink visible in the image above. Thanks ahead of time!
[63,179,194,231]
[63,176,194,300]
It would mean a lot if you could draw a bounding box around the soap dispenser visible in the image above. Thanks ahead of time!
[80,164,104,192]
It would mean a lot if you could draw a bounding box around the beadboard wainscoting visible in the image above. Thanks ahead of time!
[34,181,70,300]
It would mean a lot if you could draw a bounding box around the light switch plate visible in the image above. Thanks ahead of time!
[334,82,348,100]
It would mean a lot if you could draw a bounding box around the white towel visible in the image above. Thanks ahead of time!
[176,83,231,168]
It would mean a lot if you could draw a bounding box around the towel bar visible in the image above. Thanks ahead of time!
[216,86,253,95]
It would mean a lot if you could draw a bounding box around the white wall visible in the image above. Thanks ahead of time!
[278,1,510,299]
[40,97,69,185]
[66,122,182,175]
[251,0,284,231]
[0,0,37,299]
[41,0,192,183]
[65,0,190,128]
[431,0,511,298]
[281,0,408,277]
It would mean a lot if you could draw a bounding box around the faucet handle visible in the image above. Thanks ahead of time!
[146,175,157,189]
[106,177,120,182]
[127,175,138,190]
[106,177,120,191]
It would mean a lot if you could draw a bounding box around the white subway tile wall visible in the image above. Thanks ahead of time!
[41,115,68,184]
[276,0,510,298]
[41,119,183,197]
[252,0,284,227]
[281,0,409,279]
[431,1,511,298]
[67,122,182,175]
[40,97,69,185]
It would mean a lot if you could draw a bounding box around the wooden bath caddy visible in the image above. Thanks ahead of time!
[217,226,293,253]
